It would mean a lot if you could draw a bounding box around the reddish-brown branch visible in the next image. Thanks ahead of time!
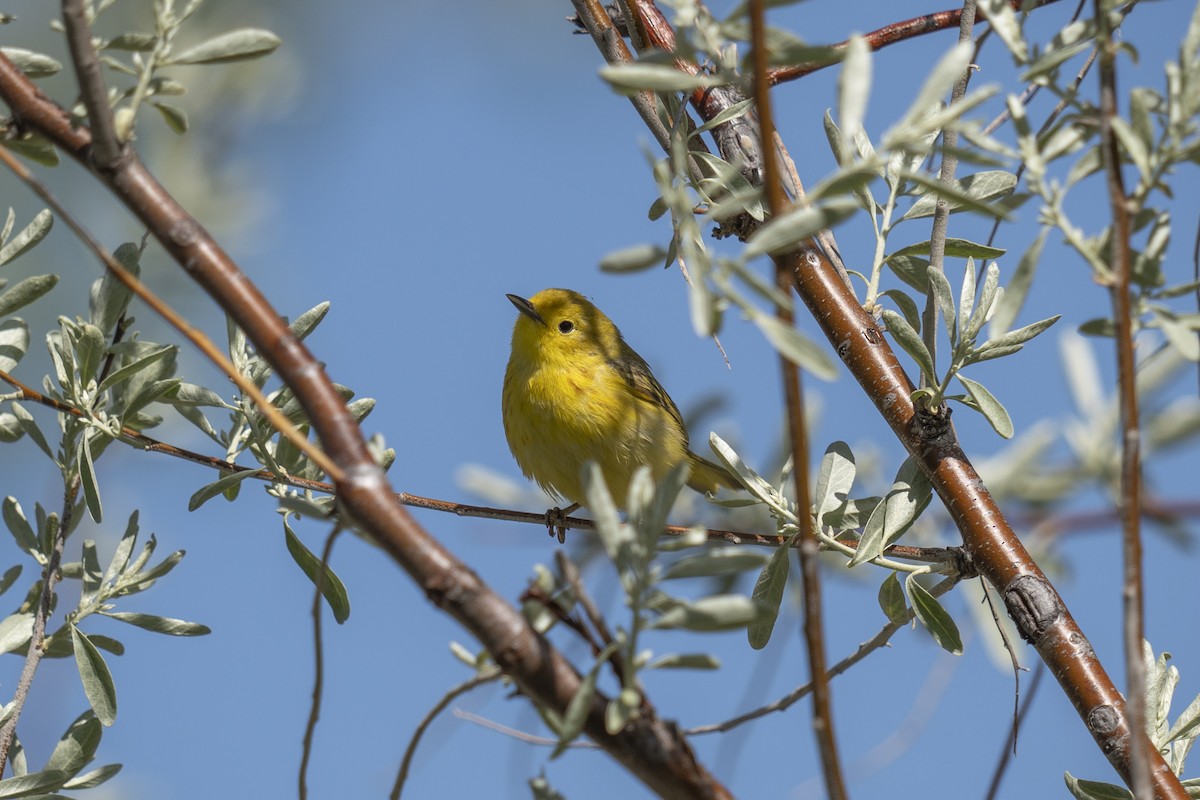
[768,0,1061,85]
[749,1,847,798]
[789,246,1184,799]
[1095,2,1148,796]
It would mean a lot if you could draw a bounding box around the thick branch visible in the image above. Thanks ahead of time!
[790,246,1183,799]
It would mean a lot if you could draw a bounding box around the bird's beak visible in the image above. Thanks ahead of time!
[506,294,546,326]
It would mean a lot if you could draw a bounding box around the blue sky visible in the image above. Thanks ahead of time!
[0,1,1199,798]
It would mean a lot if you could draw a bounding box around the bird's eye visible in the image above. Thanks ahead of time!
[558,320,575,334]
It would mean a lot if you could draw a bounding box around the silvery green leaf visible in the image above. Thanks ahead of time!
[152,101,188,134]
[167,28,281,65]
[0,318,29,373]
[0,768,71,796]
[1152,308,1200,362]
[0,612,33,654]
[167,381,226,407]
[10,402,55,463]
[62,762,122,790]
[814,441,855,525]
[0,210,52,266]
[1166,690,1200,745]
[989,228,1047,337]
[709,433,790,517]
[80,434,103,523]
[89,243,140,336]
[964,262,1001,343]
[927,266,957,346]
[888,255,932,293]
[1063,773,1133,800]
[2,497,40,562]
[0,565,19,596]
[104,32,157,51]
[972,315,1060,363]
[980,0,1027,62]
[1110,115,1151,183]
[1022,20,1096,82]
[0,412,20,443]
[837,36,870,152]
[96,344,175,394]
[887,238,1006,262]
[899,170,1017,221]
[0,47,63,78]
[747,543,790,649]
[881,289,921,332]
[743,196,858,258]
[662,548,768,579]
[644,653,721,670]
[690,98,753,138]
[582,462,630,563]
[750,310,838,380]
[101,611,211,636]
[45,711,101,777]
[102,512,139,588]
[878,572,908,625]
[850,456,930,566]
[906,574,962,654]
[187,469,260,511]
[288,302,330,341]
[552,643,612,756]
[881,309,936,383]
[599,244,669,273]
[71,625,117,726]
[651,594,764,631]
[957,374,1014,438]
[0,274,57,318]
[599,63,717,93]
[897,41,973,129]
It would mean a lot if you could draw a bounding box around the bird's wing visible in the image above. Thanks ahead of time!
[608,346,688,437]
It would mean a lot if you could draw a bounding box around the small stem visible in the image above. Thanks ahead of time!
[0,479,79,776]
[922,0,977,387]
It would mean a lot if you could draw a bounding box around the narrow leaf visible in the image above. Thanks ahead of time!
[957,374,1014,438]
[881,309,936,382]
[906,575,962,654]
[748,544,791,649]
[187,469,260,511]
[283,521,350,624]
[168,28,281,65]
[71,625,117,725]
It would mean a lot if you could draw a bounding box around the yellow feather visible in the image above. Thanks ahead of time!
[502,288,737,510]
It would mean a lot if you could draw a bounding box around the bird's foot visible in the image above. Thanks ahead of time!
[545,503,580,543]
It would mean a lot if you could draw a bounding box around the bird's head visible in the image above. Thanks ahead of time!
[506,288,621,366]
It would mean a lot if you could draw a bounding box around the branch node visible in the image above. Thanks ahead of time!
[1002,574,1063,644]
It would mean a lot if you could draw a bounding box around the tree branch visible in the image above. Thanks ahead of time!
[748,2,847,798]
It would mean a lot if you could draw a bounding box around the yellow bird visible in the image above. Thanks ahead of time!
[502,288,738,512]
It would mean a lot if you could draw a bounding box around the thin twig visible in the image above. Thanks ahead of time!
[391,668,503,799]
[688,575,962,735]
[922,0,977,384]
[60,0,123,167]
[0,478,78,776]
[984,661,1046,800]
[299,524,344,800]
[1095,3,1148,797]
[980,580,1024,754]
[748,3,845,793]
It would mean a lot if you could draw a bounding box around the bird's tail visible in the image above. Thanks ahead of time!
[686,451,741,496]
